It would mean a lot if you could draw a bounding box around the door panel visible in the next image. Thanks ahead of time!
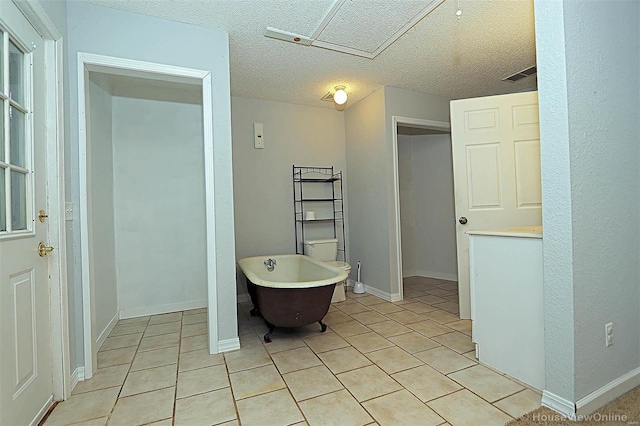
[514,140,542,208]
[0,1,52,424]
[451,91,541,319]
[466,143,503,209]
[512,104,539,128]
[465,108,500,132]
[13,269,36,393]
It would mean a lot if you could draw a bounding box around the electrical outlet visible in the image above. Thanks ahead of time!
[605,322,613,347]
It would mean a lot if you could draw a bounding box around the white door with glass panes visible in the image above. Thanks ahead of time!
[0,2,54,425]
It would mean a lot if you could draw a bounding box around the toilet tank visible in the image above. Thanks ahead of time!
[303,238,338,262]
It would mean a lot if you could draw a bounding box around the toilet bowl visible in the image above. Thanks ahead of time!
[303,238,351,303]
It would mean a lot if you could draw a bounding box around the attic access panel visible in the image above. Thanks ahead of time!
[265,0,446,59]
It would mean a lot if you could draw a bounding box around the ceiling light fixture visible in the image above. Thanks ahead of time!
[333,85,348,105]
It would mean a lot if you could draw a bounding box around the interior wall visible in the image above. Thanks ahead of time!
[345,86,451,299]
[345,87,390,296]
[66,1,236,366]
[411,134,457,281]
[386,87,451,297]
[535,0,640,407]
[86,73,118,345]
[112,91,207,318]
[562,1,640,401]
[397,134,416,277]
[231,96,347,296]
[396,132,457,281]
[533,0,576,401]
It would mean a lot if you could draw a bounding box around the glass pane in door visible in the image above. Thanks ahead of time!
[0,99,4,160]
[9,40,25,105]
[11,170,26,230]
[0,169,5,232]
[9,106,25,168]
[0,31,4,93]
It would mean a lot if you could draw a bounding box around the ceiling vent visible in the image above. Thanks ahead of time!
[503,66,537,82]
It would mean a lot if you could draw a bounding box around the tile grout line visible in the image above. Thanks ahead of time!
[442,364,521,419]
[170,311,184,426]
[220,350,243,425]
[326,309,436,424]
[240,312,310,425]
[406,288,510,425]
[109,313,182,423]
[255,314,376,424]
[344,286,482,424]
[61,283,529,426]
[326,319,427,412]
[258,293,461,370]
[104,316,149,425]
[430,386,517,422]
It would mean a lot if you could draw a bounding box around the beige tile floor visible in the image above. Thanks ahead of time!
[43,277,541,426]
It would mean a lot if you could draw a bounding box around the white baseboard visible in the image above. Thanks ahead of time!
[29,395,54,426]
[576,367,640,416]
[70,366,85,392]
[402,269,417,278]
[542,390,576,419]
[362,284,402,303]
[218,337,240,353]
[236,293,251,303]
[416,270,458,282]
[96,312,118,351]
[389,292,403,302]
[119,299,207,319]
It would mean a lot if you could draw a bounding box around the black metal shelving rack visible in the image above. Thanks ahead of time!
[293,165,346,262]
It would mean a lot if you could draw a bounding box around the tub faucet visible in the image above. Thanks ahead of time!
[264,258,277,272]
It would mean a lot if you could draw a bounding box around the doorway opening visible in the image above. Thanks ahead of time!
[78,54,218,378]
[390,117,457,307]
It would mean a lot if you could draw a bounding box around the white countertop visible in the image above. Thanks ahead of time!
[467,225,542,239]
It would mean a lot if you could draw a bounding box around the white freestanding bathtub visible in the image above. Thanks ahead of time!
[237,254,348,288]
[237,254,348,342]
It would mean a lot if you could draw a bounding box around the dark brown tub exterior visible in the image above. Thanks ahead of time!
[246,277,335,342]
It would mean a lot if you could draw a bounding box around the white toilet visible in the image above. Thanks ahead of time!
[303,238,351,303]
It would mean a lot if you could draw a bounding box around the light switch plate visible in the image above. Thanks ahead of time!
[254,122,264,149]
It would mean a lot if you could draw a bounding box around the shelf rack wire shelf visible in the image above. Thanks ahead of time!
[293,165,346,262]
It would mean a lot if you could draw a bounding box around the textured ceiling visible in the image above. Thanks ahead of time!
[81,0,537,109]
[314,0,433,54]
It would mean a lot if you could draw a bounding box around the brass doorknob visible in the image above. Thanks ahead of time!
[459,217,468,225]
[38,242,54,257]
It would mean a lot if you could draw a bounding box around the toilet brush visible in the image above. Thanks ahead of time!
[353,261,365,294]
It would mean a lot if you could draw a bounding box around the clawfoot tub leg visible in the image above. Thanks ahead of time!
[264,321,276,343]
[318,320,327,333]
